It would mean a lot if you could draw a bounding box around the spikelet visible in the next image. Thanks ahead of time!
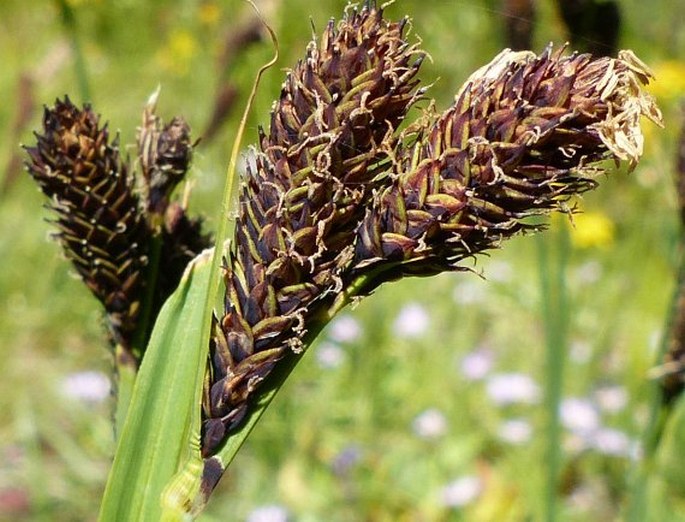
[138,90,194,216]
[203,4,425,454]
[136,92,212,314]
[25,97,150,357]
[203,42,663,456]
[25,96,211,364]
[202,18,663,459]
[352,46,663,280]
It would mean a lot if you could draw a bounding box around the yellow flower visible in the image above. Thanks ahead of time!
[570,211,616,249]
[647,60,685,100]
[198,2,221,26]
[469,468,522,521]
[66,0,102,6]
[156,28,198,76]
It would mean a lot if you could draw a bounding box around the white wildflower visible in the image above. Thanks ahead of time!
[394,302,430,338]
[246,505,289,522]
[328,314,362,343]
[594,385,628,414]
[486,373,541,406]
[315,342,346,369]
[589,427,632,457]
[60,371,110,403]
[459,347,494,381]
[412,408,448,439]
[497,418,533,445]
[439,476,482,508]
[560,397,601,435]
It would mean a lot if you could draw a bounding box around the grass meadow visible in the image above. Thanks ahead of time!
[1,0,685,520]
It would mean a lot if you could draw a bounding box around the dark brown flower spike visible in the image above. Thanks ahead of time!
[351,47,662,281]
[25,96,211,367]
[202,42,662,458]
[138,91,194,217]
[202,3,426,455]
[25,97,150,358]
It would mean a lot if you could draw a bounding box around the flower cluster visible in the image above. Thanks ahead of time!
[200,4,661,469]
[203,4,425,454]
[25,96,210,364]
[23,3,662,505]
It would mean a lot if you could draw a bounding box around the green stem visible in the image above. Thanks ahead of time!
[626,250,683,520]
[200,3,279,408]
[55,0,91,102]
[159,10,280,517]
[536,224,570,522]
[133,225,164,359]
[113,228,163,437]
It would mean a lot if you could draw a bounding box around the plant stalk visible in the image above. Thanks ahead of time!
[537,223,570,522]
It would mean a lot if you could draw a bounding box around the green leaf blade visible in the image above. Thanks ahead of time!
[98,249,214,522]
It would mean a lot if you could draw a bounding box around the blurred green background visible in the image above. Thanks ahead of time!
[1,0,684,520]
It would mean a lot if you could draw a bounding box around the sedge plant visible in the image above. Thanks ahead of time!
[23,4,663,520]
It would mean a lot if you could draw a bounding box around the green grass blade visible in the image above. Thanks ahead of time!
[98,249,214,522]
[536,225,570,522]
[653,396,685,505]
[627,258,685,519]
[113,352,137,439]
[200,0,279,367]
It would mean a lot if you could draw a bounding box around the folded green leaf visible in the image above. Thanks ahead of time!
[98,248,214,522]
